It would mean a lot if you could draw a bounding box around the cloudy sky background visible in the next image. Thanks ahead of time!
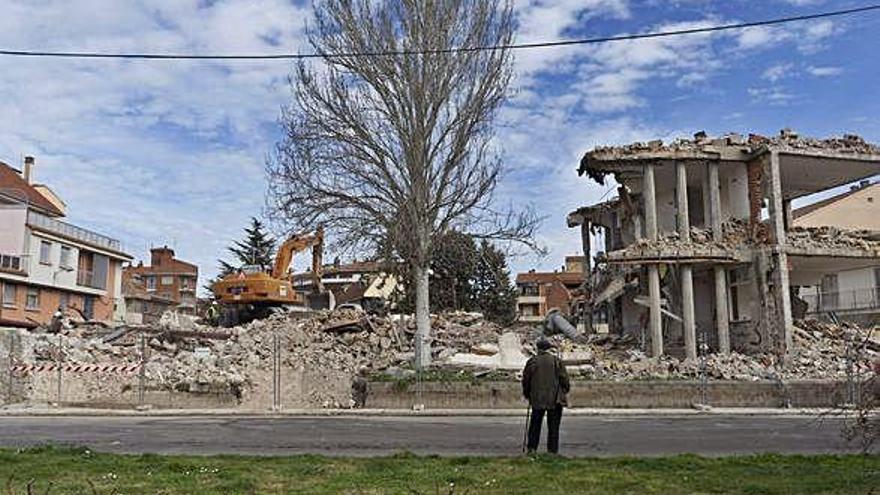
[1,0,878,287]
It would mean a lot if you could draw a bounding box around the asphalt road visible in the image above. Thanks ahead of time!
[0,415,862,457]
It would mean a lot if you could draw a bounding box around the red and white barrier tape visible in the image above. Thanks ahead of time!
[9,363,140,374]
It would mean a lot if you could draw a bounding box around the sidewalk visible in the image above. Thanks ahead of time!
[0,404,838,417]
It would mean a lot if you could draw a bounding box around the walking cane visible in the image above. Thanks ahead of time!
[521,405,531,453]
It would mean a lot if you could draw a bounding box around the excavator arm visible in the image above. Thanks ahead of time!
[271,227,325,286]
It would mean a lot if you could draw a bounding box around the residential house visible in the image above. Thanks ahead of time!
[792,181,879,325]
[568,130,879,360]
[120,269,176,325]
[124,246,198,315]
[292,259,398,310]
[515,256,585,322]
[0,156,131,327]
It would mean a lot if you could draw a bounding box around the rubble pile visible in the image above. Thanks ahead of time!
[613,219,755,259]
[547,319,878,381]
[10,307,877,408]
[587,130,880,159]
[787,226,880,252]
[15,309,514,407]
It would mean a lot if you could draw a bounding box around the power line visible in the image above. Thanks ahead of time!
[1,4,878,61]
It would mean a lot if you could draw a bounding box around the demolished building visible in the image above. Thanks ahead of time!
[568,130,880,361]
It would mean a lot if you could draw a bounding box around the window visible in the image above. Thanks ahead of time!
[60,246,73,269]
[26,287,40,310]
[145,276,156,291]
[2,284,16,308]
[161,276,173,286]
[728,266,752,321]
[39,240,52,265]
[180,276,192,289]
[83,295,95,320]
[0,255,22,272]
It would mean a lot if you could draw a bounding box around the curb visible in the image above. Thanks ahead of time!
[0,406,837,418]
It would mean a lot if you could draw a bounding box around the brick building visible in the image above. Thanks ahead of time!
[124,247,198,315]
[0,156,131,327]
[515,256,585,322]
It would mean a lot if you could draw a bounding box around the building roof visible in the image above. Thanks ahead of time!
[0,161,64,216]
[792,182,877,220]
[578,130,880,184]
[516,271,583,286]
[127,259,198,275]
[291,260,386,282]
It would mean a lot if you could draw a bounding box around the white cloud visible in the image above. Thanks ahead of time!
[748,86,797,105]
[762,62,794,82]
[807,65,842,77]
[0,0,310,283]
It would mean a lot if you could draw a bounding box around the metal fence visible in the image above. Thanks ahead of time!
[803,287,880,314]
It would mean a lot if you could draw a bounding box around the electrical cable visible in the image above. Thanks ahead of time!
[0,4,877,60]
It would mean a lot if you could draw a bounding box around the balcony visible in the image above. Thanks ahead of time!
[27,211,122,252]
[517,295,545,304]
[803,287,880,314]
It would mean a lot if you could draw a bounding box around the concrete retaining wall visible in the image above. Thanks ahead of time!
[364,379,876,409]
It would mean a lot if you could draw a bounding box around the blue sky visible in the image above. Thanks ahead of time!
[0,0,878,285]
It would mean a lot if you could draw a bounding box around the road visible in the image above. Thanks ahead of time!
[0,414,861,457]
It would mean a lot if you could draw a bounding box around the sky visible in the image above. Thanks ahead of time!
[0,0,878,287]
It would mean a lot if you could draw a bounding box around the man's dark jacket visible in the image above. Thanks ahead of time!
[522,351,570,409]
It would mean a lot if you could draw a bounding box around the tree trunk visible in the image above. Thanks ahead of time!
[413,262,432,369]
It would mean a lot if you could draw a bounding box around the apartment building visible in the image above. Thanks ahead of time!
[792,181,879,325]
[124,246,198,315]
[568,130,879,360]
[515,256,585,322]
[0,157,131,327]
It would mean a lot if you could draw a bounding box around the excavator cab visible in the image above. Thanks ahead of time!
[212,227,333,327]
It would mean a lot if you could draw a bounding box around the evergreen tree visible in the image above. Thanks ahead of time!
[429,230,478,312]
[224,217,276,271]
[471,240,517,325]
[208,218,276,293]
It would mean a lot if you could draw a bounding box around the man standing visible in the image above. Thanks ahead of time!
[522,336,570,454]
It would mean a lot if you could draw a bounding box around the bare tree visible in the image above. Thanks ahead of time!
[267,0,538,366]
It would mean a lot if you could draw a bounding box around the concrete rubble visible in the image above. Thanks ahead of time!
[3,308,876,408]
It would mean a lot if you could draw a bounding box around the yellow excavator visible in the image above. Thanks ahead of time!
[212,228,333,326]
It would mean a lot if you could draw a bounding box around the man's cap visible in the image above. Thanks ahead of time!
[536,336,552,351]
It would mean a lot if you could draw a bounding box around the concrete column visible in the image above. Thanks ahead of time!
[766,151,793,356]
[676,162,696,360]
[644,163,663,356]
[648,264,663,357]
[644,164,658,241]
[675,162,690,240]
[783,199,792,231]
[681,265,696,360]
[714,266,730,354]
[766,152,787,246]
[707,161,722,242]
[580,222,592,333]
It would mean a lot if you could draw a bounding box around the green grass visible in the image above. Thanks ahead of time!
[1,446,878,494]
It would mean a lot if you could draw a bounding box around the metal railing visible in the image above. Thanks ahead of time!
[803,287,880,313]
[27,211,122,252]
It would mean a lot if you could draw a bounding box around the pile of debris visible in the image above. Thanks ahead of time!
[586,130,880,160]
[546,319,878,381]
[8,307,877,408]
[11,309,515,408]
[787,226,880,252]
